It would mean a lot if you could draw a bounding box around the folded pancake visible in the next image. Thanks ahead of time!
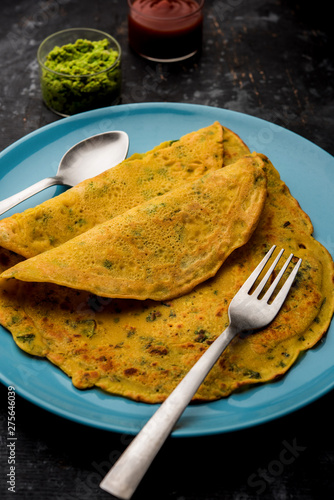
[1,155,267,301]
[0,154,333,403]
[0,122,249,259]
[0,249,47,357]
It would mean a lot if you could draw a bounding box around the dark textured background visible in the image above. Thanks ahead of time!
[0,1,333,499]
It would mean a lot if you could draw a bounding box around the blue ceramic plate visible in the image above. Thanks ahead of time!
[0,103,333,437]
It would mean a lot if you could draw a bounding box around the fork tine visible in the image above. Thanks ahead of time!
[270,256,302,310]
[262,252,294,303]
[239,245,276,294]
[252,247,285,298]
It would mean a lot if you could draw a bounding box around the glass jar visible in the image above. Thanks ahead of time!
[37,28,122,117]
[128,0,204,62]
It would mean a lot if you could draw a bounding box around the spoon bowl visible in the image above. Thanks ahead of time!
[0,130,129,216]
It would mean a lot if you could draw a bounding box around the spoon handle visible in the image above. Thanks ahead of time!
[0,177,60,216]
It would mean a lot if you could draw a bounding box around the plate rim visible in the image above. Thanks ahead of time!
[0,101,333,437]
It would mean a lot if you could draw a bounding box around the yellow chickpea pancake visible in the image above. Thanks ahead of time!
[0,248,47,357]
[0,125,334,403]
[0,148,333,403]
[0,122,231,258]
[1,155,267,301]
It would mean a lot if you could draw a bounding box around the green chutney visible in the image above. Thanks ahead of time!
[40,38,121,116]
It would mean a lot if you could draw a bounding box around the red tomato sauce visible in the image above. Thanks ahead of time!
[128,0,203,61]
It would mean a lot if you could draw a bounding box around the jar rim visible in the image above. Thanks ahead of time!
[127,0,204,22]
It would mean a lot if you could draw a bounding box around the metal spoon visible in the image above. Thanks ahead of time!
[0,130,129,216]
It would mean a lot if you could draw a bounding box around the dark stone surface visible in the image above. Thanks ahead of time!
[0,1,333,499]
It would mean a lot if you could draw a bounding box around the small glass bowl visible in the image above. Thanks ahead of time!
[37,28,122,117]
[128,0,204,62]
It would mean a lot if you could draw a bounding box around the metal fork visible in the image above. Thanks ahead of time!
[100,245,302,499]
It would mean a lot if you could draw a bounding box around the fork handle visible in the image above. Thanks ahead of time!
[0,176,60,216]
[100,324,238,500]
